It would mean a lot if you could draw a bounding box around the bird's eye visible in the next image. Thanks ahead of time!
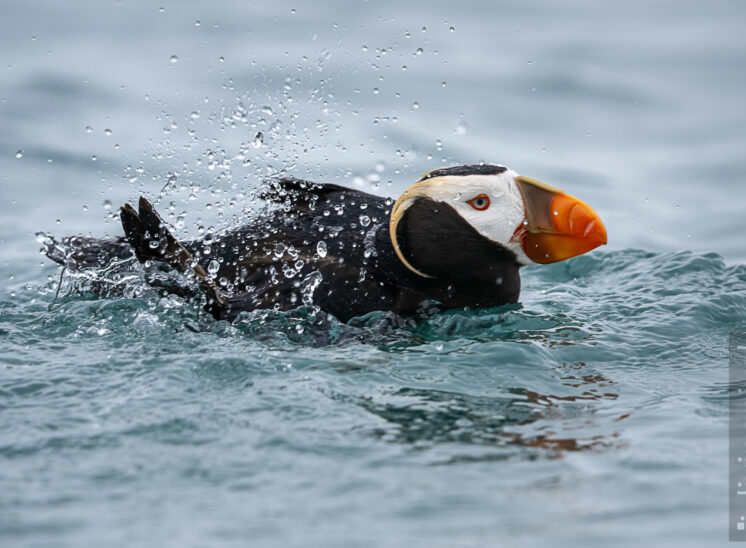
[467,194,490,211]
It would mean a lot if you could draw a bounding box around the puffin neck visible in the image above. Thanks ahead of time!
[394,198,518,274]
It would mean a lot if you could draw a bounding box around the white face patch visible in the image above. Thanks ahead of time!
[395,168,534,265]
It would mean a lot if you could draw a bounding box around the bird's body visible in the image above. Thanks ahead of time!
[188,180,426,322]
[44,165,606,322]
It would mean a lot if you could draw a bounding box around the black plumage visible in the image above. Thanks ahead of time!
[44,178,522,322]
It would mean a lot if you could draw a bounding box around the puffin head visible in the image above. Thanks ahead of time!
[389,164,607,279]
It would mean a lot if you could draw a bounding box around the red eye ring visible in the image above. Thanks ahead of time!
[467,194,490,211]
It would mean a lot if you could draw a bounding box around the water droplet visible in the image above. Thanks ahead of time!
[218,56,225,63]
[449,26,455,32]
[148,239,160,249]
[207,259,220,276]
[415,48,423,55]
[253,132,264,148]
[441,81,446,87]
[169,55,178,64]
[104,128,112,136]
[190,111,200,119]
[373,87,379,95]
[85,126,93,134]
[454,120,467,135]
[359,214,371,227]
[527,59,532,65]
[91,155,97,162]
[15,150,23,159]
[261,106,274,115]
[102,200,112,210]
[316,241,328,258]
[412,102,420,109]
[195,20,201,26]
[35,231,52,244]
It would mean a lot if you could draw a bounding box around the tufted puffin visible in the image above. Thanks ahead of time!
[43,164,607,322]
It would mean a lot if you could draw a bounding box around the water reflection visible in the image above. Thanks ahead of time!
[351,366,622,460]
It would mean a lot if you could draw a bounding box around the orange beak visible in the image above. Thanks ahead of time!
[513,176,607,264]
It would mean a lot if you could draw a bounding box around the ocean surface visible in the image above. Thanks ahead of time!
[1,1,745,546]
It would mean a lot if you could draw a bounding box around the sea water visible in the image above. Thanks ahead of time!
[1,1,745,546]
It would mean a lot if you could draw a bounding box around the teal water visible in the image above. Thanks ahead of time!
[2,1,746,546]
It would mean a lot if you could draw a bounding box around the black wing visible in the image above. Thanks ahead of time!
[121,197,225,316]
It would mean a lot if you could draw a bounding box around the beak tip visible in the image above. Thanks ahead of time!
[517,178,607,263]
[585,219,608,246]
[595,219,608,246]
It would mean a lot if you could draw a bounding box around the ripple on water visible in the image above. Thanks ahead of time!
[0,248,742,545]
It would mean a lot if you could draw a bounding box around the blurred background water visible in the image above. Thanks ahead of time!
[1,1,745,546]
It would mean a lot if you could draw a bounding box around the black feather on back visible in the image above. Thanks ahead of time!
[260,179,381,212]
[185,179,400,321]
